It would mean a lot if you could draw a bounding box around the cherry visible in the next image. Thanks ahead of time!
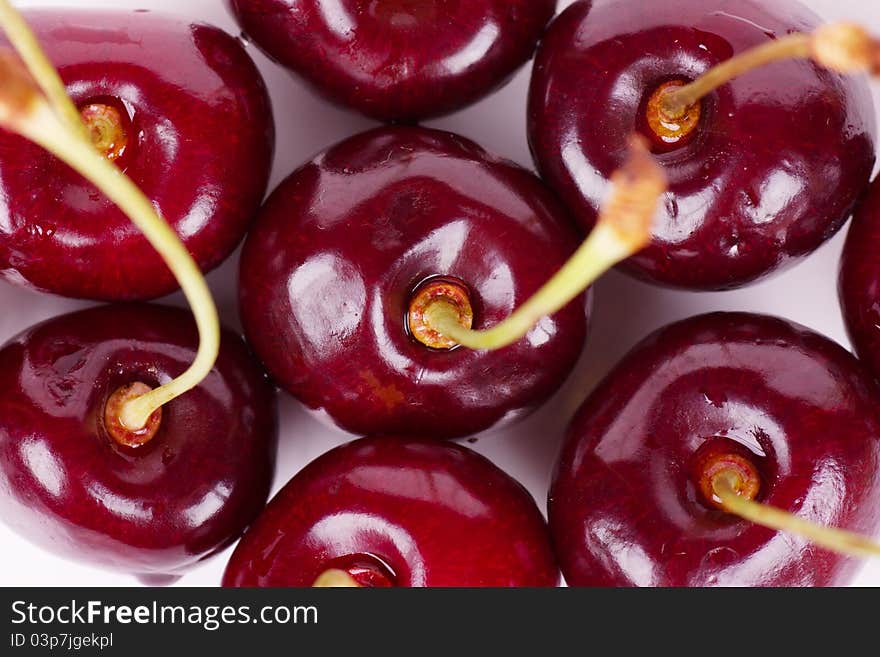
[222,436,558,587]
[528,0,877,290]
[0,9,274,301]
[0,303,278,579]
[550,312,880,586]
[239,126,591,439]
[227,0,557,122]
[0,5,275,584]
[840,176,880,383]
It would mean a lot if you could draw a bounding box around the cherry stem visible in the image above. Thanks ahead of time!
[312,570,362,588]
[0,45,219,431]
[712,472,880,561]
[423,136,666,351]
[0,0,88,140]
[661,22,880,121]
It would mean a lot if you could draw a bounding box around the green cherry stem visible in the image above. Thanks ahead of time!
[712,471,880,561]
[0,0,88,140]
[417,136,667,351]
[0,52,220,432]
[660,22,880,121]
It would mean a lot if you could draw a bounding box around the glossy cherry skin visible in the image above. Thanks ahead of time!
[550,312,880,587]
[228,0,556,122]
[0,10,274,301]
[239,126,588,440]
[528,0,876,290]
[840,177,880,383]
[0,304,278,578]
[223,436,558,587]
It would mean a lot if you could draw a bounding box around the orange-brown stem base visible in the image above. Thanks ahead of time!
[104,382,162,449]
[407,277,474,350]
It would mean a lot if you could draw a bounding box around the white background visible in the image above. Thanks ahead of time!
[1,0,879,587]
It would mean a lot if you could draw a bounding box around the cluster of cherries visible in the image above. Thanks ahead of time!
[1,0,880,587]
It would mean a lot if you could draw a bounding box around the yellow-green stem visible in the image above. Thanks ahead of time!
[713,473,880,561]
[660,33,812,119]
[422,137,666,351]
[0,0,88,140]
[424,224,632,350]
[8,100,219,431]
[661,22,880,120]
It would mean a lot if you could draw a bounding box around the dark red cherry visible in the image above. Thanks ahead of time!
[228,0,557,122]
[238,126,588,440]
[840,176,880,383]
[0,10,274,301]
[528,0,876,290]
[0,304,278,579]
[223,436,558,587]
[550,312,880,586]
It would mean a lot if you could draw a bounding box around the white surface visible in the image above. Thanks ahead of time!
[1,0,879,588]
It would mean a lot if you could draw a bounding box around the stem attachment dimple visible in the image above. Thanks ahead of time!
[658,22,880,123]
[408,278,473,350]
[645,80,702,146]
[0,40,219,431]
[712,470,880,561]
[695,449,761,510]
[80,102,130,162]
[418,136,666,351]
